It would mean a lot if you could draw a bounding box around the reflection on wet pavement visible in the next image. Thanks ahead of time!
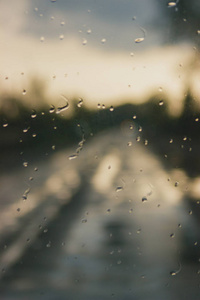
[0,129,200,300]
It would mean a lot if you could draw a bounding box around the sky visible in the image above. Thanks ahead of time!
[1,0,200,116]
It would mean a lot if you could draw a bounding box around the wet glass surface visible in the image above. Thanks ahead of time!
[1,1,200,299]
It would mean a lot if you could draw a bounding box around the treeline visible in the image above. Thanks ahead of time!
[0,93,200,176]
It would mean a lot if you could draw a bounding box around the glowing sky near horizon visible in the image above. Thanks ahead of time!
[1,0,200,116]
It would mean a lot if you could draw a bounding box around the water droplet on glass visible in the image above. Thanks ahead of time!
[170,271,177,276]
[17,208,21,212]
[87,29,92,34]
[168,2,176,7]
[189,210,192,215]
[144,139,148,146]
[56,96,69,114]
[59,34,64,40]
[31,110,37,118]
[117,260,122,265]
[142,197,147,202]
[22,89,26,95]
[46,241,51,248]
[170,233,175,238]
[43,228,48,233]
[82,39,87,46]
[3,123,8,128]
[158,87,163,92]
[101,38,106,44]
[159,100,164,106]
[174,181,179,187]
[169,139,173,143]
[102,104,105,109]
[195,118,199,122]
[23,162,28,167]
[135,37,144,43]
[110,106,114,112]
[52,145,56,150]
[127,141,132,147]
[34,167,38,171]
[133,115,137,119]
[60,21,65,26]
[49,105,55,113]
[138,126,142,132]
[136,136,140,142]
[77,98,83,107]
[23,127,30,133]
[197,30,200,35]
[32,133,37,138]
[81,218,87,223]
[69,154,78,160]
[40,36,45,42]
[97,103,101,109]
[129,209,133,213]
[116,186,123,192]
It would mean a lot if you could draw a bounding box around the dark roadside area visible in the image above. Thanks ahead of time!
[0,93,200,299]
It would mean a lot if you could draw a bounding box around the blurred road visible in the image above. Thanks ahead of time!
[0,128,200,300]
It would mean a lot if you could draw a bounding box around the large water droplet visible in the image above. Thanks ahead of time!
[168,2,176,7]
[49,105,55,113]
[135,37,144,43]
[31,110,37,118]
[56,95,69,114]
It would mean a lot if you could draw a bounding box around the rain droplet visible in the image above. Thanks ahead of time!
[101,38,106,44]
[197,30,200,35]
[144,139,148,146]
[138,126,142,132]
[158,87,163,92]
[133,115,137,119]
[117,260,122,265]
[69,154,78,160]
[170,233,175,238]
[169,139,173,143]
[52,145,56,150]
[116,186,123,192]
[81,218,87,223]
[32,133,37,138]
[142,197,147,202]
[23,162,28,167]
[77,98,83,107]
[102,104,105,109]
[129,208,133,213]
[97,103,101,109]
[109,106,114,112]
[49,105,55,113]
[195,118,199,122]
[159,100,164,106]
[3,123,8,128]
[31,110,37,118]
[170,271,177,276]
[40,36,45,42]
[129,125,133,130]
[82,39,87,46]
[127,142,132,147]
[22,89,27,95]
[43,228,48,233]
[168,2,176,7]
[174,181,179,187]
[59,34,64,40]
[135,37,144,43]
[17,208,21,212]
[136,136,140,142]
[23,127,30,133]
[46,241,51,248]
[60,21,65,26]
[87,29,92,34]
[56,96,69,114]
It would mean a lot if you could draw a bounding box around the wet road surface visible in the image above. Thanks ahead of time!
[0,129,200,300]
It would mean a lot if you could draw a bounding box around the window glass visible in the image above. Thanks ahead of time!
[1,1,200,299]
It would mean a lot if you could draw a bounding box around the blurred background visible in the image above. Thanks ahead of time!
[1,0,200,299]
